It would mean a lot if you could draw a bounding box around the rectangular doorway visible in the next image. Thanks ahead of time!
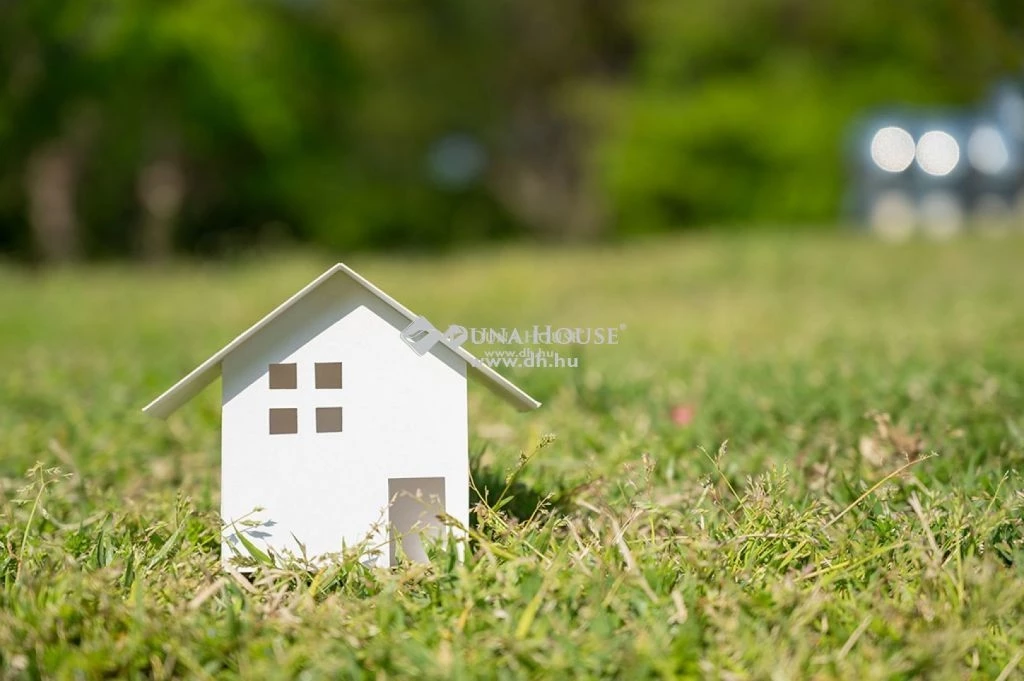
[388,477,446,566]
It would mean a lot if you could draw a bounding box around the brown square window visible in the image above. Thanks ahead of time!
[269,408,298,435]
[315,362,343,389]
[269,363,297,389]
[316,407,343,433]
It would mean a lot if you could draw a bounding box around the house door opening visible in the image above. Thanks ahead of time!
[388,477,446,566]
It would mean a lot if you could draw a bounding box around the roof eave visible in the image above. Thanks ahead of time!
[142,362,223,419]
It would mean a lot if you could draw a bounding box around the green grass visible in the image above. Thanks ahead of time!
[2,231,1024,679]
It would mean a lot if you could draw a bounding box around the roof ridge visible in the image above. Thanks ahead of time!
[142,264,541,418]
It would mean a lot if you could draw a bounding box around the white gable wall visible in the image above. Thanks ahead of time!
[220,277,468,566]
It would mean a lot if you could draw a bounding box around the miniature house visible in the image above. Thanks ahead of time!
[143,264,540,567]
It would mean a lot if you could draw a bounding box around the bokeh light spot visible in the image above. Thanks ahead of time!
[915,130,960,176]
[967,125,1010,175]
[870,126,916,172]
[870,191,916,241]
[918,191,963,239]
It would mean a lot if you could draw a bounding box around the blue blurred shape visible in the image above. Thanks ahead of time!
[426,133,487,189]
[848,78,1024,237]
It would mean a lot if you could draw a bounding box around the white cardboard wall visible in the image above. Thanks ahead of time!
[220,277,469,566]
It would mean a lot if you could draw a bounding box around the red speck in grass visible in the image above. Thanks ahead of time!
[670,403,696,427]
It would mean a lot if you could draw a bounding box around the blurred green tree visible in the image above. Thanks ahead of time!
[593,0,1024,232]
[0,0,1021,260]
[0,0,358,260]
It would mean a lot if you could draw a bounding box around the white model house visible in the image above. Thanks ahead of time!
[143,264,540,567]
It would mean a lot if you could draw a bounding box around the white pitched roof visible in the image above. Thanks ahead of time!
[143,263,541,418]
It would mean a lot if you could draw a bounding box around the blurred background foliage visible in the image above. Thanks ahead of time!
[0,0,1022,261]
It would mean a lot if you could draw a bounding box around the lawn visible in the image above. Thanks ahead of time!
[1,231,1024,679]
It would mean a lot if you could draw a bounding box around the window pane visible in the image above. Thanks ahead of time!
[269,363,297,389]
[269,408,298,434]
[316,407,343,433]
[315,362,343,389]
